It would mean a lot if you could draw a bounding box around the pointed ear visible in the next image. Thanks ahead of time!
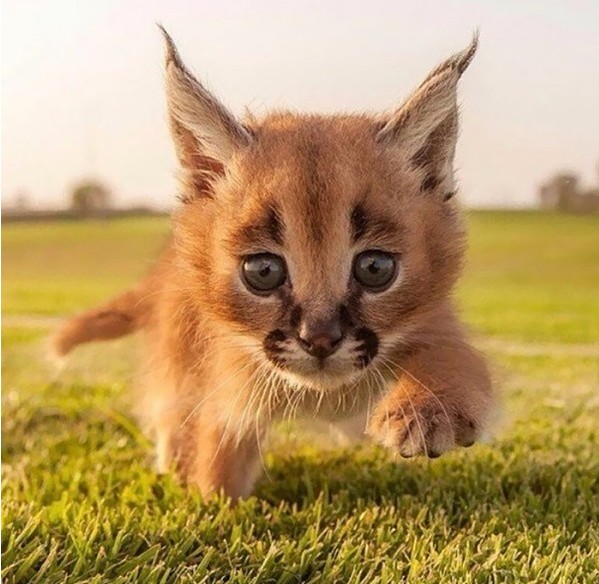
[376,34,478,200]
[160,27,253,200]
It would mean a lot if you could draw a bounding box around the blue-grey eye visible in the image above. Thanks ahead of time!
[242,253,286,293]
[353,250,397,291]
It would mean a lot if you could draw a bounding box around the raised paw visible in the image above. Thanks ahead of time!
[367,397,480,459]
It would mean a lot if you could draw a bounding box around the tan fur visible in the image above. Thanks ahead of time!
[55,31,493,499]
[53,285,151,357]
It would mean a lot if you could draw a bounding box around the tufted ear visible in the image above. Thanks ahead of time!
[376,34,478,200]
[160,26,253,200]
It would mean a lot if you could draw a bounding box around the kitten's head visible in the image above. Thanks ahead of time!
[164,28,475,390]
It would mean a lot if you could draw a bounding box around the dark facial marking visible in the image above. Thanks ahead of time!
[266,205,284,245]
[263,329,288,365]
[351,204,368,243]
[234,204,284,250]
[339,304,355,329]
[289,304,302,329]
[344,286,364,323]
[275,286,294,321]
[354,326,379,367]
[350,204,400,244]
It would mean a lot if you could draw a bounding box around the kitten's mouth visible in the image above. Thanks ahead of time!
[261,326,379,390]
[262,347,375,390]
[315,357,328,371]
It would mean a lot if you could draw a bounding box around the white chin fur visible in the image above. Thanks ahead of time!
[277,367,362,392]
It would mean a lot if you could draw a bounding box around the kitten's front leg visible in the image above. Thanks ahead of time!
[184,416,265,499]
[174,355,270,499]
[367,340,493,458]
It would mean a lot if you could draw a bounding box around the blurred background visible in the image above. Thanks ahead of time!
[2,0,599,215]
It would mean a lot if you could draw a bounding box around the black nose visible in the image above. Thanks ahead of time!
[298,319,344,359]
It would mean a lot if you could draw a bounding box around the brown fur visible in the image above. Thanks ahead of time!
[55,30,493,499]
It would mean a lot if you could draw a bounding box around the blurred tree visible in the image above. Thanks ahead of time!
[70,179,112,216]
[539,170,599,213]
[552,172,578,212]
[14,189,31,212]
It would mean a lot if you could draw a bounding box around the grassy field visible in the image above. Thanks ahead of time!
[2,211,598,583]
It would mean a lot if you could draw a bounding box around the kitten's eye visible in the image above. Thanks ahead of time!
[353,250,397,291]
[242,253,287,293]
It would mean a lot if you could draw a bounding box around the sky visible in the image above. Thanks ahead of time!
[2,0,599,209]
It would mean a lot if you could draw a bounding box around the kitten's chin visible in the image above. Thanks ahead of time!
[275,367,363,392]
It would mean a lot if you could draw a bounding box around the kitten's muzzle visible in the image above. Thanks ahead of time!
[297,317,344,359]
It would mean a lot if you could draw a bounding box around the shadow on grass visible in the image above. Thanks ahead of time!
[256,446,598,534]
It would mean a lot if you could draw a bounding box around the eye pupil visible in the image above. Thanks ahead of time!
[353,250,397,291]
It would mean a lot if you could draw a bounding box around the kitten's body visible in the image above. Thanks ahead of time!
[55,31,493,498]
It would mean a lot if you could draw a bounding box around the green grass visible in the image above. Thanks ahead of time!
[1,217,169,315]
[2,211,598,583]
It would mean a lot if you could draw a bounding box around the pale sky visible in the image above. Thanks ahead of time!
[2,0,599,209]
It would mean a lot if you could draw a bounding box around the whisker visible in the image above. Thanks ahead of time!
[179,348,264,429]
[208,359,270,469]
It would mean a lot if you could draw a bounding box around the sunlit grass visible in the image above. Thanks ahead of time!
[2,211,598,583]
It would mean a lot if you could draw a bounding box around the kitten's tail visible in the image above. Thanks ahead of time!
[52,284,152,358]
